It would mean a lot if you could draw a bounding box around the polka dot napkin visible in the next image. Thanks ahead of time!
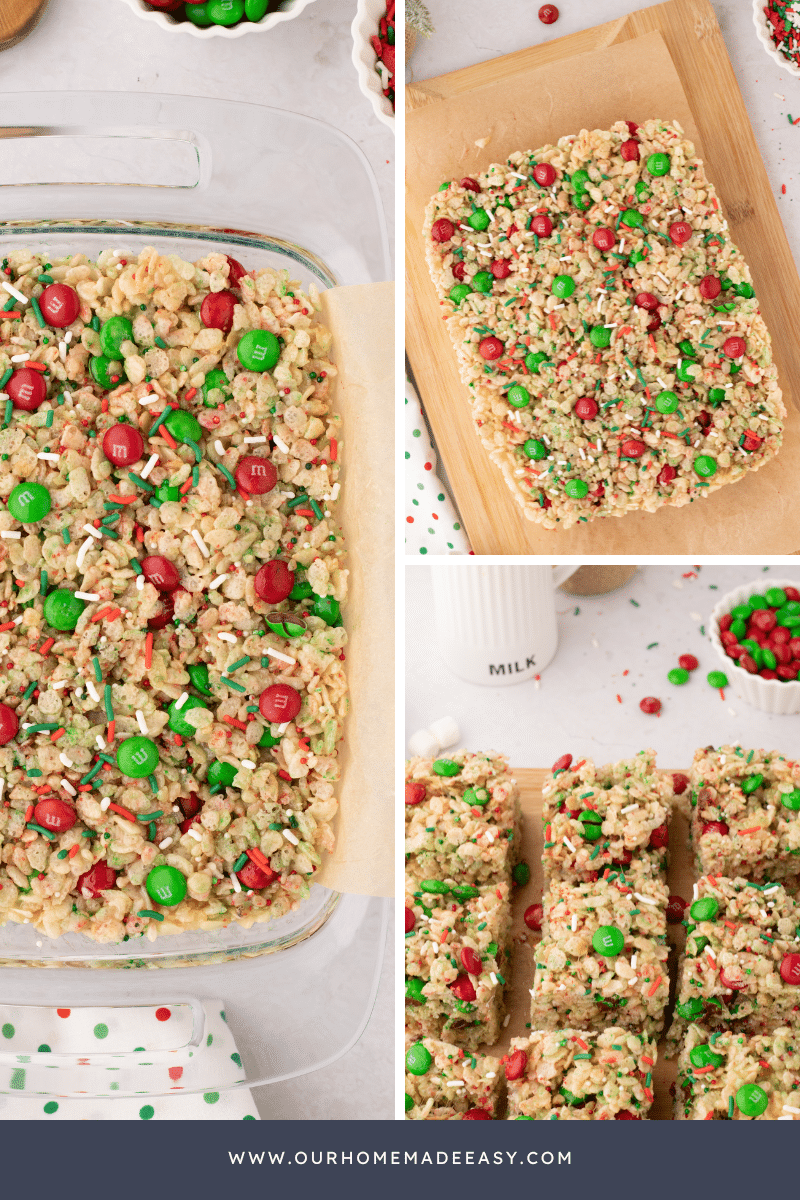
[405,377,470,555]
[0,1000,258,1119]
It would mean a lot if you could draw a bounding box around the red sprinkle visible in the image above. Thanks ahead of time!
[108,803,136,822]
[144,632,153,669]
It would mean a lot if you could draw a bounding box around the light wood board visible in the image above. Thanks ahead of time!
[405,0,800,555]
[489,767,694,1121]
[0,0,47,50]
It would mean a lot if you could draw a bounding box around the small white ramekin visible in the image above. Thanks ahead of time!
[710,577,800,715]
[752,0,800,81]
[118,0,318,39]
[351,0,395,132]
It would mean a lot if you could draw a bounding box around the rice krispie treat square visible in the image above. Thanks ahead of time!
[530,875,670,1036]
[505,1026,657,1120]
[423,119,784,530]
[405,1036,504,1120]
[668,876,800,1049]
[405,752,521,886]
[690,745,800,881]
[675,1025,800,1120]
[542,750,672,882]
[405,877,512,1050]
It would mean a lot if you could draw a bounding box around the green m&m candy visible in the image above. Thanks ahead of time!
[312,596,340,625]
[44,589,85,631]
[405,977,426,1005]
[579,810,603,841]
[208,760,237,788]
[164,409,202,444]
[167,695,209,738]
[451,885,480,902]
[237,329,280,372]
[620,209,644,229]
[512,862,531,886]
[655,391,679,414]
[506,385,530,409]
[781,789,800,811]
[690,896,719,922]
[762,648,777,670]
[99,316,133,359]
[678,340,696,357]
[449,284,471,306]
[525,351,550,374]
[707,671,729,689]
[468,210,490,232]
[245,0,269,16]
[559,1087,584,1107]
[186,2,213,24]
[736,282,755,299]
[677,360,700,383]
[647,152,671,176]
[689,935,710,957]
[676,997,704,1021]
[419,879,450,895]
[634,181,650,202]
[589,326,611,349]
[265,612,306,638]
[592,925,624,957]
[187,663,212,696]
[552,274,576,299]
[258,728,281,748]
[463,786,490,807]
[432,759,461,777]
[405,1094,414,1112]
[405,1042,432,1076]
[741,773,764,794]
[8,481,51,523]
[117,736,159,778]
[155,482,181,503]
[207,0,245,23]
[694,455,717,479]
[289,576,314,601]
[471,271,494,294]
[90,355,123,390]
[571,169,590,190]
[202,367,230,407]
[708,388,726,406]
[564,479,589,499]
[689,1044,723,1069]
[146,863,187,908]
[736,1083,768,1117]
[523,438,547,461]
[668,667,689,686]
[765,587,787,607]
[515,1115,535,1120]
[629,249,645,264]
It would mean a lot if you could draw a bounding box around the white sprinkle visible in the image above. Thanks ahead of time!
[209,574,229,590]
[240,759,256,770]
[277,722,288,734]
[783,1104,800,1114]
[692,883,698,900]
[58,341,67,362]
[272,435,290,454]
[0,531,21,539]
[705,946,716,959]
[60,778,77,798]
[228,871,242,894]
[508,171,528,181]
[138,393,158,405]
[444,1080,465,1088]
[82,524,101,540]
[187,827,203,841]
[655,272,670,286]
[96,734,106,750]
[136,575,144,591]
[10,353,30,363]
[763,884,780,894]
[75,591,99,601]
[140,453,159,479]
[490,971,498,985]
[214,439,225,456]
[775,92,786,100]
[571,914,578,932]
[13,615,23,626]
[243,435,267,444]
[1,281,28,304]
[217,632,237,643]
[191,529,210,557]
[100,797,111,812]
[64,331,72,344]
[266,646,294,665]
[631,954,637,970]
[59,752,73,768]
[282,829,299,846]
[159,837,173,850]
[76,537,94,568]
[619,240,625,252]
[136,710,148,735]
[85,681,101,704]
[37,452,60,462]
[634,893,659,906]
[620,804,639,814]
[563,836,576,853]
[174,692,189,710]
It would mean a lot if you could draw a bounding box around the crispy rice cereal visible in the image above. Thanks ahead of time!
[405,1035,504,1120]
[405,877,512,1050]
[668,877,800,1052]
[423,120,784,529]
[542,750,672,882]
[690,745,800,881]
[405,753,521,886]
[505,1027,657,1120]
[675,1025,800,1120]
[0,247,347,944]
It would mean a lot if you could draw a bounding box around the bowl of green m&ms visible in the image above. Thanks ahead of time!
[710,579,800,715]
[120,0,319,37]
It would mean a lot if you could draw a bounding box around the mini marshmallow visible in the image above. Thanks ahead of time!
[427,716,460,749]
[408,728,439,759]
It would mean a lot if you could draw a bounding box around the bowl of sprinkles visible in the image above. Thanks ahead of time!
[119,0,320,37]
[753,0,800,79]
[351,0,395,131]
[710,579,800,714]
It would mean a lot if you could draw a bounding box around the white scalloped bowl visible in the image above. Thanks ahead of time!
[710,578,800,715]
[351,0,394,132]
[118,0,319,38]
[752,0,800,81]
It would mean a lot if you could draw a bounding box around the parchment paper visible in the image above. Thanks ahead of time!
[405,30,800,554]
[313,282,394,898]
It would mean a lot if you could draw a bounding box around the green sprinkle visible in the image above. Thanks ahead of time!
[22,681,37,701]
[38,274,53,284]
[223,678,247,693]
[103,501,125,511]
[91,314,100,332]
[155,336,168,349]
[128,473,154,491]
[148,822,157,841]
[310,498,324,521]
[136,811,163,822]
[56,849,68,859]
[26,823,55,841]
[31,296,45,328]
[232,853,248,872]
[0,368,11,388]
[147,774,158,794]
[40,570,48,595]
[728,1095,734,1119]
[79,761,105,784]
[184,438,202,464]
[647,641,658,649]
[130,558,142,574]
[630,599,640,607]
[287,493,309,510]
[101,512,121,526]
[192,465,199,486]
[81,830,94,838]
[22,723,60,734]
[147,407,171,438]
[225,656,250,674]
[216,463,237,489]
[3,398,12,427]
[103,685,113,721]
[2,294,18,312]
[137,910,164,922]
[45,409,53,428]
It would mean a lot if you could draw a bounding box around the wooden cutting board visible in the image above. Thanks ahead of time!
[405,0,800,555]
[488,767,694,1121]
[0,0,48,51]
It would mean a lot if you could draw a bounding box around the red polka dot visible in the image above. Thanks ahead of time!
[155,1007,171,1022]
[424,462,433,471]
[406,516,414,523]
[432,513,439,520]
[56,1009,71,1018]
[168,1066,184,1080]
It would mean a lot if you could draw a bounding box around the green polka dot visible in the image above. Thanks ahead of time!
[139,1105,155,1120]
[243,1114,256,1120]
[93,1023,109,1040]
[134,1046,145,1052]
[207,1033,214,1046]
[37,1044,51,1053]
[220,1010,227,1022]
[447,542,454,549]
[110,1082,119,1090]
[453,523,461,531]
[427,527,435,534]
[412,499,419,506]
[405,451,410,459]
[231,1052,242,1067]
[204,1091,220,1104]
[420,547,427,555]
[43,1101,58,1114]
[10,1069,25,1090]
[413,429,421,437]
[437,493,445,501]
[416,482,424,491]
[2,1023,14,1039]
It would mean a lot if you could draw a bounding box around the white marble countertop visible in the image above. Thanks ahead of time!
[0,0,393,1123]
[407,563,800,767]
[408,0,798,266]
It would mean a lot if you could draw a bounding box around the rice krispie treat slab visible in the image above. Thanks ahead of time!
[405,1036,504,1120]
[405,752,521,885]
[690,745,800,881]
[668,876,800,1050]
[675,1024,800,1120]
[423,119,784,530]
[542,750,672,882]
[505,1026,657,1120]
[405,877,512,1050]
[0,246,347,944]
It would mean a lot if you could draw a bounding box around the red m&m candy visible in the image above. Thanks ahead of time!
[462,1108,491,1120]
[699,275,721,300]
[621,438,646,458]
[461,947,482,975]
[552,753,572,772]
[449,974,476,1002]
[592,227,616,251]
[179,792,202,821]
[702,821,729,837]
[491,260,512,279]
[33,798,77,833]
[639,696,661,714]
[259,683,301,723]
[226,256,248,287]
[780,953,800,985]
[672,772,690,794]
[634,292,659,311]
[452,261,467,282]
[238,859,277,891]
[102,422,144,466]
[679,654,699,671]
[405,782,426,806]
[146,587,186,630]
[649,823,669,849]
[38,283,81,327]
[620,139,640,162]
[431,219,455,243]
[460,177,480,192]
[658,464,676,487]
[538,4,558,22]
[479,336,504,360]
[7,368,46,411]
[723,336,746,359]
[531,214,553,237]
[405,907,415,933]
[141,555,181,592]
[669,221,693,244]
[200,290,237,334]
[505,1049,527,1080]
[235,455,277,495]
[666,894,687,923]
[0,703,19,745]
[254,560,295,603]
[626,121,639,134]
[77,861,117,898]
[574,397,598,420]
[533,162,556,187]
[524,903,543,931]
